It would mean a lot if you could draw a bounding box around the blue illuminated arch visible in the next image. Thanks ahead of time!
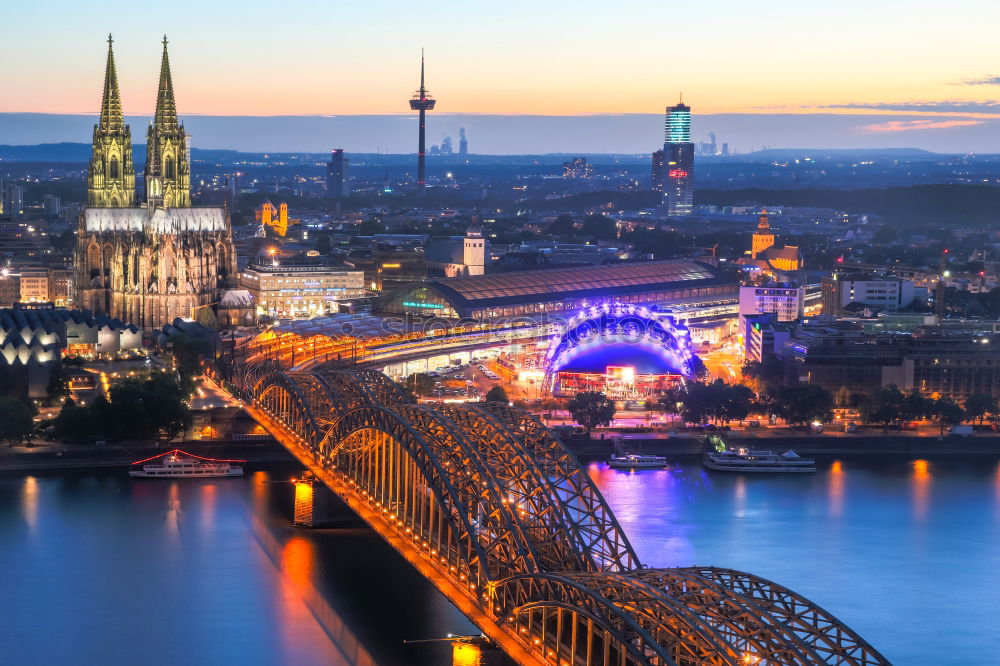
[543,301,696,394]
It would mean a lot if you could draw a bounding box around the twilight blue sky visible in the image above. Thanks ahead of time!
[2,0,999,152]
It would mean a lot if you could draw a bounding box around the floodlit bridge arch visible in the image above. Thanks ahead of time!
[228,361,888,666]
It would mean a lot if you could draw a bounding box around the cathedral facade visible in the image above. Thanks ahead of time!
[76,36,236,330]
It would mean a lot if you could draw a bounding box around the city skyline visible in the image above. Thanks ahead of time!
[2,1,1000,136]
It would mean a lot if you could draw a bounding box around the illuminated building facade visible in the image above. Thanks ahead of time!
[738,284,804,325]
[752,210,776,258]
[663,100,694,216]
[256,200,296,237]
[1,306,142,397]
[783,320,1000,401]
[820,272,915,315]
[741,210,801,277]
[425,219,487,277]
[75,36,237,331]
[240,260,366,319]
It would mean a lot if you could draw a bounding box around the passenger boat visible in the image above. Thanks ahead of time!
[608,453,668,469]
[703,447,815,473]
[129,449,245,478]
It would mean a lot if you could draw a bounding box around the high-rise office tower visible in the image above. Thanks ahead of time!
[651,149,665,192]
[458,127,468,155]
[408,50,436,193]
[327,149,348,197]
[1,183,24,217]
[663,99,694,216]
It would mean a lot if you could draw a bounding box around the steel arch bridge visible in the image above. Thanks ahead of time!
[229,360,888,666]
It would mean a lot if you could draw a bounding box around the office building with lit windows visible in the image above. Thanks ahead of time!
[662,101,694,216]
[240,259,367,319]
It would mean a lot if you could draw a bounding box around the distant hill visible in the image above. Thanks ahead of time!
[741,148,941,161]
[0,143,257,164]
[0,142,949,165]
[697,184,1000,226]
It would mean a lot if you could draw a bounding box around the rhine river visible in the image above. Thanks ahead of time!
[1,457,998,665]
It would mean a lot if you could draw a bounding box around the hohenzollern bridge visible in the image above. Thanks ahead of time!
[227,359,888,666]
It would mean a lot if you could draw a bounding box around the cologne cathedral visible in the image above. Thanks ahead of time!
[75,36,236,330]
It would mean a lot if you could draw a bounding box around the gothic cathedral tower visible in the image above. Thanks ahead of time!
[145,36,191,209]
[87,35,135,208]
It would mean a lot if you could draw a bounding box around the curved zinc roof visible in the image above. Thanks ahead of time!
[423,260,732,310]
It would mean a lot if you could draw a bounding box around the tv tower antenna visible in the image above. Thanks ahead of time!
[408,49,436,194]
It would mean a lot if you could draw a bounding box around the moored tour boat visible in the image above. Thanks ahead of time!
[703,447,815,473]
[608,453,668,469]
[129,449,245,478]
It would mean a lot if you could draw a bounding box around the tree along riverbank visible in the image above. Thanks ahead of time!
[565,435,1000,458]
[0,440,296,474]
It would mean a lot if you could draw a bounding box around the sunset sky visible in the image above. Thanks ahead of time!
[3,0,1000,152]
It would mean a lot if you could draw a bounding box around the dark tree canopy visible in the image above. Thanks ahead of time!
[0,397,34,446]
[567,391,616,432]
[485,385,509,403]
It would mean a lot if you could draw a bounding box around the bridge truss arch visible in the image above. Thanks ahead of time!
[232,362,888,665]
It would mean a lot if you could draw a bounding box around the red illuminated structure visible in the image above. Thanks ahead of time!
[408,50,436,193]
[130,449,247,465]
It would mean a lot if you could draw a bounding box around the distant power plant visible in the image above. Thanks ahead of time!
[430,128,470,156]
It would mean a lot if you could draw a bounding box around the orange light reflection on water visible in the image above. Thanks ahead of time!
[199,483,217,530]
[829,460,844,518]
[280,536,316,592]
[912,459,931,521]
[165,482,182,543]
[452,641,484,666]
[21,476,38,531]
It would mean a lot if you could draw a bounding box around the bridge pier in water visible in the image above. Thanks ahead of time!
[292,475,331,527]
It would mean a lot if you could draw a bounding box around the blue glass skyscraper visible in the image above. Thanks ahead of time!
[663,100,694,216]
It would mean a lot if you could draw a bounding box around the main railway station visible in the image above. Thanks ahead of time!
[378,260,737,320]
[245,260,739,384]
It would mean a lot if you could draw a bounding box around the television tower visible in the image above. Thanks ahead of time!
[409,49,436,193]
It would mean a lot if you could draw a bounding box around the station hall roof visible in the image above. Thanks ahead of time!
[423,260,733,311]
[272,313,424,340]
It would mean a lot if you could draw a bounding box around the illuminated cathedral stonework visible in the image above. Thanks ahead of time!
[76,36,236,330]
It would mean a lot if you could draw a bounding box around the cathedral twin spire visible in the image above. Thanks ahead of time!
[99,35,124,132]
[87,35,189,210]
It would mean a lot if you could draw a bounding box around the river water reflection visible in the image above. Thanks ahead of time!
[589,457,1000,664]
[1,457,997,665]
